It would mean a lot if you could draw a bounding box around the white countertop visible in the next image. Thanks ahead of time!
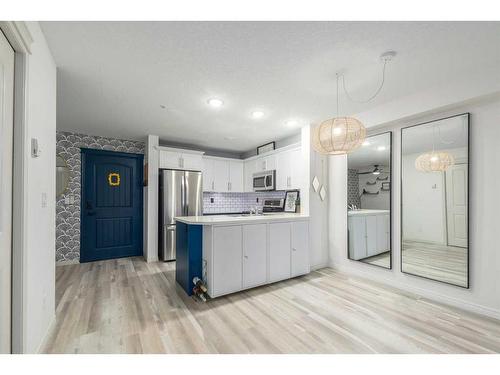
[348,209,390,216]
[175,213,309,225]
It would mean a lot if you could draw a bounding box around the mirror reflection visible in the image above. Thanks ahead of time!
[56,154,70,198]
[401,114,469,288]
[347,132,392,269]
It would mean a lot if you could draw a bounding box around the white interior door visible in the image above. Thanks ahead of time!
[446,163,468,247]
[0,30,15,354]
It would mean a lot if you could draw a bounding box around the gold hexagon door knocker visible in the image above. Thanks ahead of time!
[108,172,120,186]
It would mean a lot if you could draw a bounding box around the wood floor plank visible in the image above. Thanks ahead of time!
[42,257,500,354]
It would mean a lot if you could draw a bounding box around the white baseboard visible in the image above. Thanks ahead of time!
[329,262,500,321]
[56,259,80,266]
[311,262,329,271]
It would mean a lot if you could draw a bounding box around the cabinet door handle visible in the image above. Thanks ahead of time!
[244,255,248,259]
[292,248,297,252]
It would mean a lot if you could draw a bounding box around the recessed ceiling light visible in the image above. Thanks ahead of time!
[285,120,298,127]
[377,146,386,151]
[251,110,265,119]
[362,141,371,146]
[207,98,223,108]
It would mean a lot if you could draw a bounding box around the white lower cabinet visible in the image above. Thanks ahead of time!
[204,219,309,298]
[291,221,310,276]
[242,224,268,288]
[348,212,390,260]
[269,222,292,282]
[212,226,242,296]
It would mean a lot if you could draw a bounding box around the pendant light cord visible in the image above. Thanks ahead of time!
[340,58,388,104]
[336,73,340,117]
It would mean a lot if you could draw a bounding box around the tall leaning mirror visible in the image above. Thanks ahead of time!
[347,132,392,269]
[401,113,469,288]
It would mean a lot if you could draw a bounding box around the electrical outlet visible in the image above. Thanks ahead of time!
[210,197,214,203]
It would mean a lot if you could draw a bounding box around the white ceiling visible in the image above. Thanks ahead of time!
[40,22,500,153]
[347,132,391,169]
[402,114,468,155]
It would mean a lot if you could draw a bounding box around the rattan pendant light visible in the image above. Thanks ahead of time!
[415,124,455,172]
[312,51,395,155]
[415,152,455,172]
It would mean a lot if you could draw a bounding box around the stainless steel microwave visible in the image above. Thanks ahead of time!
[253,170,276,191]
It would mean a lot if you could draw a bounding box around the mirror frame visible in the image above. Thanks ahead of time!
[56,153,71,198]
[400,113,470,288]
[346,131,393,270]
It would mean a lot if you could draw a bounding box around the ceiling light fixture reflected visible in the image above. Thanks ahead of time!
[251,110,265,119]
[207,98,224,108]
[285,120,298,127]
[362,141,371,146]
[377,146,386,151]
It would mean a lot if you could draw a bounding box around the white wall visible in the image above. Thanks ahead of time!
[402,153,447,244]
[358,169,390,210]
[145,135,159,262]
[19,22,57,353]
[328,97,500,320]
[306,125,329,269]
[402,147,467,244]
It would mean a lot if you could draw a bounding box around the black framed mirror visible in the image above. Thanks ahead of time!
[347,132,392,269]
[401,113,469,288]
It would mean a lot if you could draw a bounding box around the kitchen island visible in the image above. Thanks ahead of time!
[175,213,310,298]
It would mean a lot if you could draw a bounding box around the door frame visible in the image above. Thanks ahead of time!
[0,21,33,353]
[80,148,144,262]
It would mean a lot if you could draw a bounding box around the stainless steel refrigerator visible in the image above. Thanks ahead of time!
[159,169,203,261]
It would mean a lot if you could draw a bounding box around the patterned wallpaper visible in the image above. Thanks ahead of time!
[56,131,145,263]
[347,169,361,208]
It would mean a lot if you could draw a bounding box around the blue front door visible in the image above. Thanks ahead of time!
[81,149,143,262]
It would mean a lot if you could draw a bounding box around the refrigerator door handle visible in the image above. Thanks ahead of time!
[182,173,188,216]
[180,174,185,216]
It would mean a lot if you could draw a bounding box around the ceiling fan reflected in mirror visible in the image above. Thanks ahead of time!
[357,165,383,175]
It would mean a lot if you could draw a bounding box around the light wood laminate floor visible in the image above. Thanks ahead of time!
[42,257,500,354]
[402,240,468,287]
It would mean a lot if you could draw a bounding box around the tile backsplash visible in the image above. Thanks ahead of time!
[203,191,286,214]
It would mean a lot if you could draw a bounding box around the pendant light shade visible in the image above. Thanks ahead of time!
[312,117,366,155]
[415,151,455,172]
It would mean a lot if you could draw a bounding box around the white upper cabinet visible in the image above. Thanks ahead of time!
[244,159,257,192]
[158,147,203,171]
[275,146,301,190]
[202,157,244,192]
[259,154,277,172]
[213,159,230,192]
[276,150,291,190]
[202,158,215,191]
[193,142,302,193]
[289,148,302,189]
[229,161,244,192]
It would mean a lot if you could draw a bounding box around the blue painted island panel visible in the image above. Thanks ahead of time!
[175,221,203,295]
